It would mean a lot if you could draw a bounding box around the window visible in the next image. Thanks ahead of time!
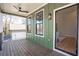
[36,10,44,36]
[27,17,31,33]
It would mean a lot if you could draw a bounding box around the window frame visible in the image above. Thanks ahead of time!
[27,17,32,33]
[35,9,44,37]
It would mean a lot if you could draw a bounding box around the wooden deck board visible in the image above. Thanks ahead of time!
[0,39,64,56]
[17,40,32,56]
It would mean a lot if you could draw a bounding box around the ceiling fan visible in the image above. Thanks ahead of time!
[13,5,29,13]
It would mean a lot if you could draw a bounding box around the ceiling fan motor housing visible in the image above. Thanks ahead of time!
[19,7,21,11]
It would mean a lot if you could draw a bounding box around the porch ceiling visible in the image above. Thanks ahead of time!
[0,3,45,17]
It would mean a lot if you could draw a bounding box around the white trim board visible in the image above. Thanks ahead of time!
[53,3,78,56]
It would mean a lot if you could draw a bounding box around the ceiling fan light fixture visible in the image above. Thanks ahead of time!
[19,7,21,9]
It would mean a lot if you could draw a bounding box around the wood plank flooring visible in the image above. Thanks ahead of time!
[0,39,64,56]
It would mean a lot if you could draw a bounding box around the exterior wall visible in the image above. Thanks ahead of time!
[26,3,68,49]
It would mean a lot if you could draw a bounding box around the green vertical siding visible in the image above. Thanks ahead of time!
[26,3,68,49]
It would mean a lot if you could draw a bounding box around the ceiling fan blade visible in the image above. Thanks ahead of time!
[19,10,29,13]
[13,5,19,10]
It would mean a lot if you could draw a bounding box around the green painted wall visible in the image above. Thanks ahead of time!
[26,3,68,50]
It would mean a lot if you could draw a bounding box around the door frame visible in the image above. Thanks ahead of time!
[53,3,78,56]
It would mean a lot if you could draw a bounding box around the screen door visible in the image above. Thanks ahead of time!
[55,4,78,56]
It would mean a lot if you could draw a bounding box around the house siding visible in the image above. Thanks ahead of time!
[26,3,68,49]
